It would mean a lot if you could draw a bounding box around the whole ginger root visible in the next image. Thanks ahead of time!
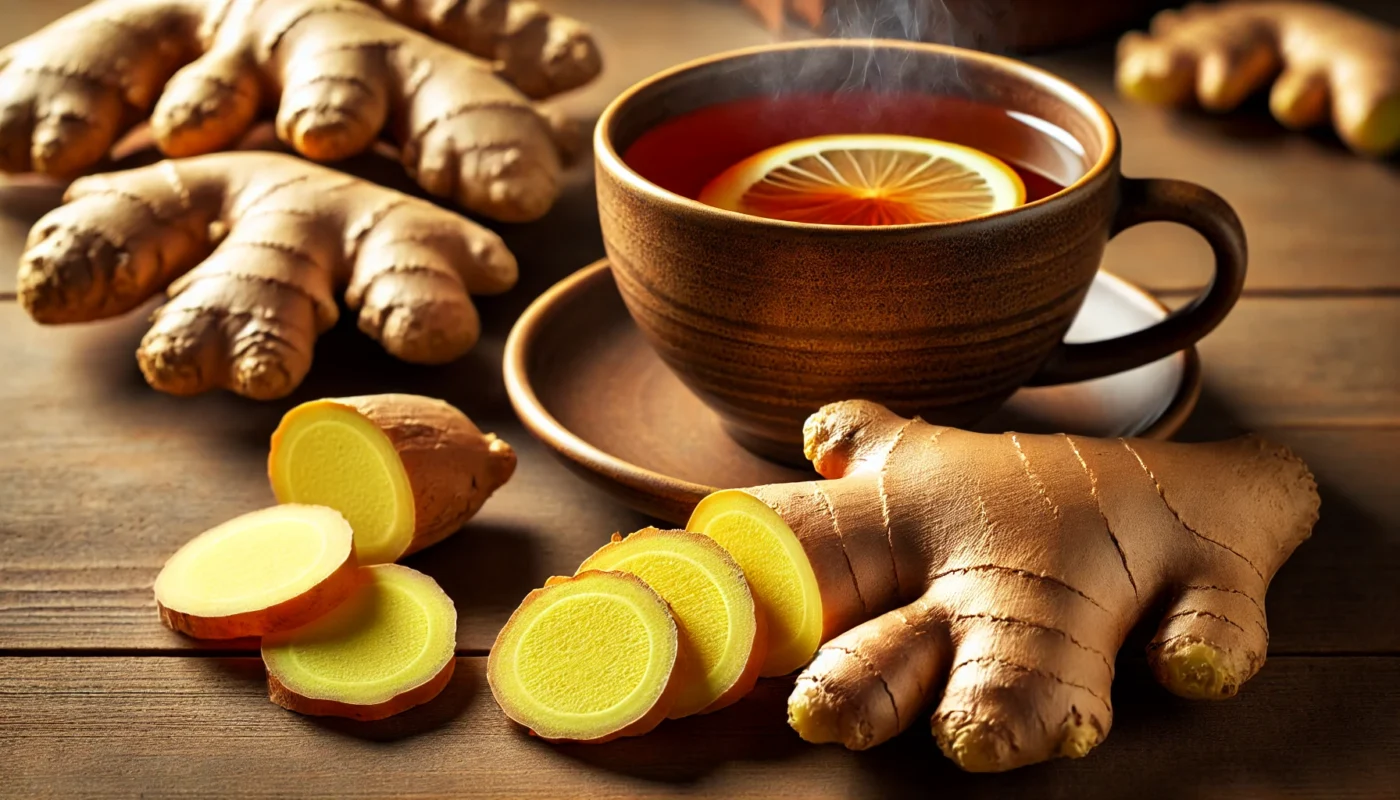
[0,0,601,221]
[19,152,517,399]
[1117,1,1400,157]
[688,400,1320,771]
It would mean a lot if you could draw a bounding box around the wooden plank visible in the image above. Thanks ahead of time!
[1,656,1396,798]
[2,297,1398,653]
[1182,297,1400,427]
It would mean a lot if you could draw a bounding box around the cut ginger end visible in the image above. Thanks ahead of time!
[687,489,823,677]
[488,571,679,742]
[262,564,457,721]
[578,528,765,718]
[268,395,516,566]
[154,505,358,640]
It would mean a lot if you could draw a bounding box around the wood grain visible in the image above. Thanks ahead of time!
[1,656,1396,798]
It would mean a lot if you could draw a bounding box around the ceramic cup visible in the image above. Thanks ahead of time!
[595,40,1245,462]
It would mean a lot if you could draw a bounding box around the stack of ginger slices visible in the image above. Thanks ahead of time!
[153,394,514,721]
[489,491,825,742]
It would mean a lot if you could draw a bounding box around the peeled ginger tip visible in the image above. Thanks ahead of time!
[262,564,458,721]
[488,571,680,742]
[687,490,823,677]
[154,505,357,640]
[268,394,516,565]
[578,528,765,718]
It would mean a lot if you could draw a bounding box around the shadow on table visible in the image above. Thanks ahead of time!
[402,519,543,620]
[305,659,482,743]
[194,657,478,742]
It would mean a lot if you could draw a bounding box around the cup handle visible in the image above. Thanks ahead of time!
[1028,177,1247,386]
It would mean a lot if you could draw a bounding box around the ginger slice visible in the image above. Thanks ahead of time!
[488,571,680,742]
[154,505,358,639]
[262,564,457,721]
[686,491,823,677]
[269,394,516,565]
[578,528,765,718]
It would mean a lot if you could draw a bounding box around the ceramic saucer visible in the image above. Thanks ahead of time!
[504,260,1201,524]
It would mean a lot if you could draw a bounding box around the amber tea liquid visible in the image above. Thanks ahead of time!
[624,92,1083,212]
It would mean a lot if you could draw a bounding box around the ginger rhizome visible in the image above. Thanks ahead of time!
[1117,2,1400,157]
[18,153,518,399]
[489,570,681,742]
[686,400,1319,772]
[576,528,765,718]
[270,394,516,564]
[263,564,458,721]
[0,0,600,219]
[154,504,358,639]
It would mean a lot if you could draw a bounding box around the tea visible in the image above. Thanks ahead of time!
[623,92,1081,220]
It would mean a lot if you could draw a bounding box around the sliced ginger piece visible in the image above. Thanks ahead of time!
[686,491,823,677]
[488,571,680,742]
[154,505,358,639]
[578,528,765,717]
[269,394,516,565]
[262,564,457,721]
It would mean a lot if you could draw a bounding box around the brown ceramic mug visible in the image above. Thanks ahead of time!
[595,40,1245,462]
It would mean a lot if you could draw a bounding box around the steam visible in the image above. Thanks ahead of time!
[760,0,1007,98]
[825,0,1001,50]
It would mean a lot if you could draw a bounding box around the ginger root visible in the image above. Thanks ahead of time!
[687,400,1319,771]
[154,504,358,639]
[270,394,516,564]
[0,0,600,219]
[263,564,458,721]
[488,570,681,742]
[1117,1,1400,157]
[18,153,518,399]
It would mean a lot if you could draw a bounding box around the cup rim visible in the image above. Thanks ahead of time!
[594,38,1119,232]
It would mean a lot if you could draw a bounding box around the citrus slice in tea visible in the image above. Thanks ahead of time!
[698,133,1027,225]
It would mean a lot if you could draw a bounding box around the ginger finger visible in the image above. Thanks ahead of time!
[18,152,517,399]
[685,400,1319,772]
[0,0,199,177]
[788,594,952,751]
[367,0,602,99]
[152,47,262,158]
[1117,1,1400,157]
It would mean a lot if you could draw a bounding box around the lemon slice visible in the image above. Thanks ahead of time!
[698,133,1027,225]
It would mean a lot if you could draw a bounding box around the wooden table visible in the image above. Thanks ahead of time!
[2,1,1398,797]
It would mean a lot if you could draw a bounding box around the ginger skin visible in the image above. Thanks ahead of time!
[702,400,1319,772]
[18,152,517,399]
[1117,2,1400,157]
[0,0,600,220]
